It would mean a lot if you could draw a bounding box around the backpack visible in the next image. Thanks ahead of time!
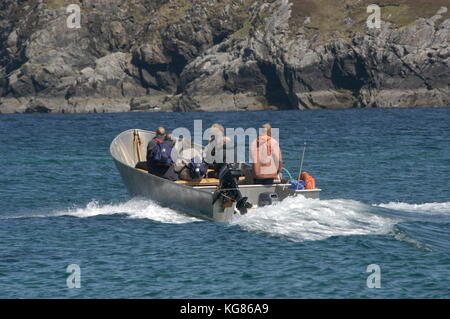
[188,157,208,180]
[150,137,173,166]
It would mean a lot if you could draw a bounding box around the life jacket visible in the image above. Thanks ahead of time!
[188,157,208,180]
[251,135,282,179]
[150,137,173,166]
[301,172,316,190]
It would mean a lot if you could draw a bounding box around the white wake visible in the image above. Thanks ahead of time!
[375,201,450,214]
[7,196,450,243]
[230,196,398,241]
[53,198,201,224]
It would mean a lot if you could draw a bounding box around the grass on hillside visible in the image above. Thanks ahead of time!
[289,0,450,43]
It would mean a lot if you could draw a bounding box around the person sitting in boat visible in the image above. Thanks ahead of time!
[146,126,179,181]
[204,123,233,175]
[204,123,225,169]
[173,138,207,181]
[205,123,252,214]
[250,123,282,185]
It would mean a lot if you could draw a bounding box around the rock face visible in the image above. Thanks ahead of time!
[0,0,449,113]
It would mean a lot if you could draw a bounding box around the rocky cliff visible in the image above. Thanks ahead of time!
[0,0,449,113]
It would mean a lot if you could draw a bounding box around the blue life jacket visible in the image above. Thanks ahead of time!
[150,137,173,166]
[188,157,208,180]
[290,179,306,190]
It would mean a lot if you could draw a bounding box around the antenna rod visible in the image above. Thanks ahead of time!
[297,141,307,182]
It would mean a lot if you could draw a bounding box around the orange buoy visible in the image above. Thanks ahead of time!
[301,172,316,190]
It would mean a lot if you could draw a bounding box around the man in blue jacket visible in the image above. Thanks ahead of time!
[146,126,178,181]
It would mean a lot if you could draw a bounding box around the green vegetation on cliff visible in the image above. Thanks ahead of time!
[290,0,450,43]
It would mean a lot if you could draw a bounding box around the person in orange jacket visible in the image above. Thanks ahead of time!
[250,123,282,185]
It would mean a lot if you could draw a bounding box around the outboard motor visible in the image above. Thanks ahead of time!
[212,163,252,214]
[258,192,279,207]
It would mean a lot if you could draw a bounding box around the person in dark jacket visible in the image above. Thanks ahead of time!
[146,127,178,181]
[203,123,233,175]
[204,124,252,214]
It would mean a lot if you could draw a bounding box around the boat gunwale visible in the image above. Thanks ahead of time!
[110,129,213,195]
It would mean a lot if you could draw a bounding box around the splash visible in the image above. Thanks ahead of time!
[6,195,449,245]
[54,198,201,224]
[375,202,450,214]
[230,196,398,242]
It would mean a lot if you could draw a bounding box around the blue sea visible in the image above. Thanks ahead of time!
[0,108,449,298]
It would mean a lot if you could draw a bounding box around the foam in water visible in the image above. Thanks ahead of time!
[230,196,398,242]
[55,198,201,224]
[375,202,450,214]
[391,225,433,252]
[7,195,449,245]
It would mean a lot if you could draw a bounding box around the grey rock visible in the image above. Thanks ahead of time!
[0,97,28,113]
[66,97,131,113]
[0,0,449,113]
[130,94,178,112]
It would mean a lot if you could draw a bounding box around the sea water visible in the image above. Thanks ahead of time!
[0,108,449,298]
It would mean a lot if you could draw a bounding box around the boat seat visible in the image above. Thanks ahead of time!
[136,165,247,186]
[136,168,220,185]
[175,178,220,186]
[176,176,247,187]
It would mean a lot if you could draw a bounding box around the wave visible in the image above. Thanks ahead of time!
[7,196,449,244]
[230,196,398,242]
[390,225,433,252]
[375,201,450,214]
[4,198,201,224]
[60,198,202,223]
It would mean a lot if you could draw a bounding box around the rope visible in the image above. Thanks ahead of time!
[133,130,142,163]
[281,167,293,180]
